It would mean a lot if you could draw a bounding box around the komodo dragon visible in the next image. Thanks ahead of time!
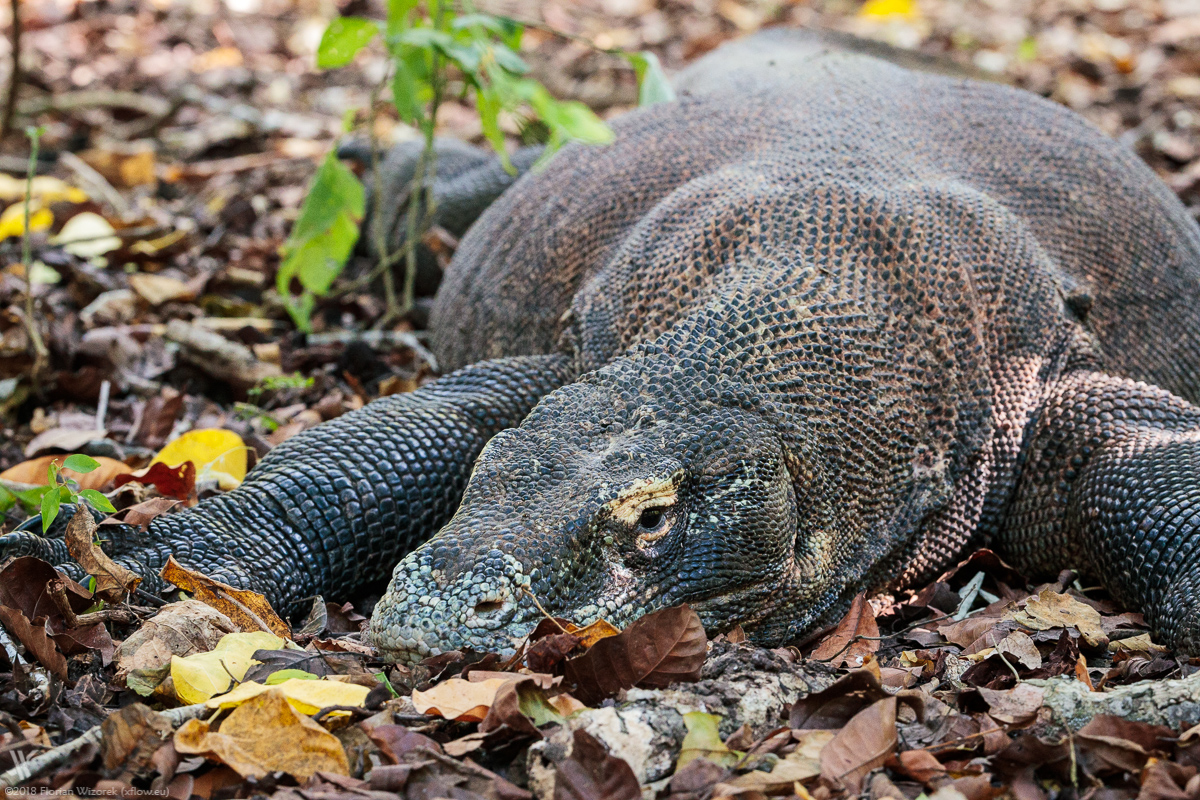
[7,30,1200,664]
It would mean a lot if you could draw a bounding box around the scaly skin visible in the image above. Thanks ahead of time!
[7,31,1200,664]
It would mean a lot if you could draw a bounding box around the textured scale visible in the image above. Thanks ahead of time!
[8,31,1200,663]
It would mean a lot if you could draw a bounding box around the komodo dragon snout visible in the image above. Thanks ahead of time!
[370,371,811,663]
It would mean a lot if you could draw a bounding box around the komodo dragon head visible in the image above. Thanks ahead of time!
[369,354,852,664]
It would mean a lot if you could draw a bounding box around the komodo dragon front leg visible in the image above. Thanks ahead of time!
[0,356,573,614]
[1004,371,1200,652]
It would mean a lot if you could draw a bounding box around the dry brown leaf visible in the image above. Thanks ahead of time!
[65,505,142,601]
[0,454,131,489]
[553,729,641,800]
[820,696,897,794]
[160,556,290,638]
[0,605,68,680]
[23,429,109,459]
[563,603,706,706]
[411,677,510,722]
[976,683,1046,725]
[129,273,194,306]
[174,688,348,779]
[100,704,173,776]
[115,600,237,693]
[117,497,181,531]
[996,630,1041,670]
[811,592,880,668]
[1008,590,1108,648]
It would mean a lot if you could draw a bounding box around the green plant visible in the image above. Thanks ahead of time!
[277,1,672,332]
[247,372,315,400]
[38,454,117,533]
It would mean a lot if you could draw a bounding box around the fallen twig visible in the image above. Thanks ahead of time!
[0,703,206,789]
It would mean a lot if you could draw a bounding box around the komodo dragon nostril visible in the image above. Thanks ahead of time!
[473,599,506,616]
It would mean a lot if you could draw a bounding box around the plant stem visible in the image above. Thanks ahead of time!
[0,0,20,141]
[365,62,396,312]
[21,126,49,386]
[377,4,445,330]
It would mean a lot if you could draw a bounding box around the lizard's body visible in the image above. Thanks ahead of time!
[10,31,1200,662]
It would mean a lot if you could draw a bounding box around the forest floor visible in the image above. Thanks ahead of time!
[3,0,1200,798]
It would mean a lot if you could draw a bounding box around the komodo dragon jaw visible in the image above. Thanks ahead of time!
[370,364,819,664]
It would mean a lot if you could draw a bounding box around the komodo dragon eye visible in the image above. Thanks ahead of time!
[634,502,674,544]
[637,506,667,531]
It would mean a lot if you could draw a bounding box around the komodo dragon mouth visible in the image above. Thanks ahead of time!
[8,28,1200,663]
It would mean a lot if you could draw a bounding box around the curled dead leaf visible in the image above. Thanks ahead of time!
[160,556,289,638]
[811,592,880,668]
[66,505,142,601]
[563,603,707,706]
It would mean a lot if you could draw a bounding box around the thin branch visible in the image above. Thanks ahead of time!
[19,126,49,387]
[0,0,20,140]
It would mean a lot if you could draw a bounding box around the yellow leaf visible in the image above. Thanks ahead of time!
[858,0,920,20]
[174,688,348,779]
[151,429,247,489]
[730,730,832,791]
[206,678,371,715]
[170,631,284,704]
[567,619,622,648]
[52,212,121,257]
[411,677,511,722]
[0,174,88,204]
[160,556,291,638]
[0,203,53,241]
[1108,633,1167,654]
[677,711,741,770]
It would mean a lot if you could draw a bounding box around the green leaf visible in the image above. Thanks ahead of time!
[516,683,565,727]
[386,0,418,36]
[13,485,50,513]
[293,213,361,295]
[394,27,455,50]
[265,669,320,685]
[391,52,427,125]
[40,488,61,534]
[443,40,482,73]
[282,291,317,334]
[77,489,116,514]
[490,42,529,75]
[624,51,675,106]
[476,86,513,174]
[62,454,100,474]
[279,150,364,303]
[317,17,380,69]
[534,93,614,145]
[0,485,14,514]
[373,671,400,697]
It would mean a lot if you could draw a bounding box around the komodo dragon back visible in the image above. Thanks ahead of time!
[9,30,1200,663]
